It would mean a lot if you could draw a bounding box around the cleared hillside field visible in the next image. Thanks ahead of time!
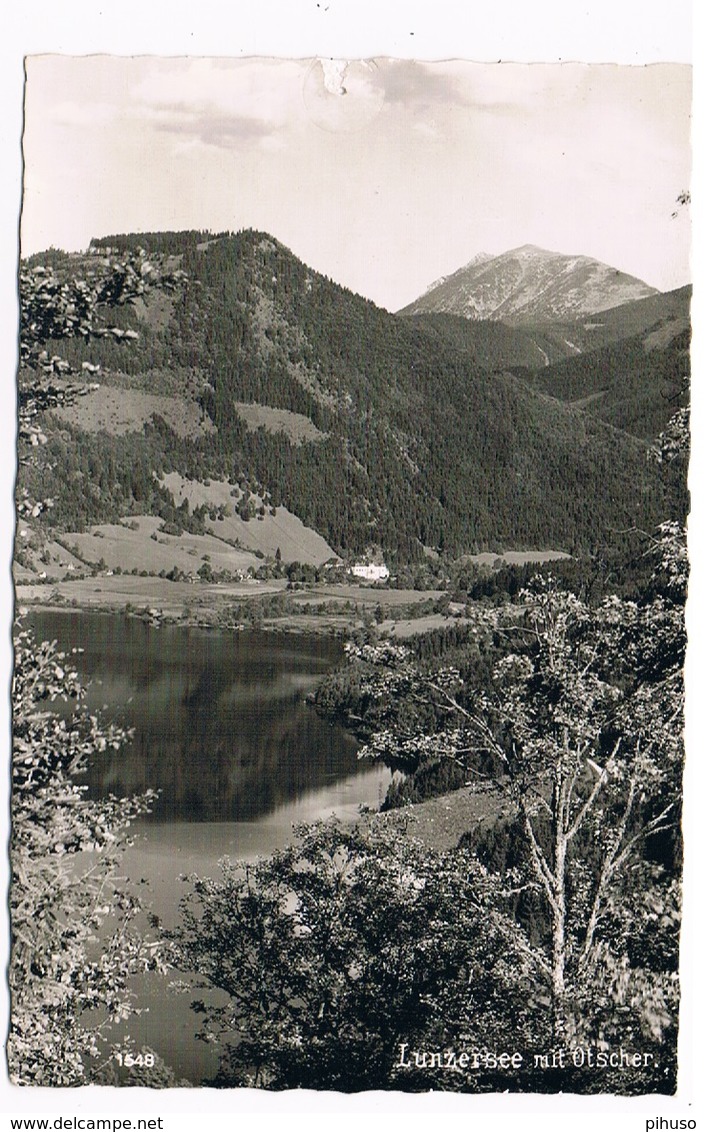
[161,473,337,566]
[233,401,328,443]
[51,383,214,438]
[463,549,570,567]
[59,516,261,576]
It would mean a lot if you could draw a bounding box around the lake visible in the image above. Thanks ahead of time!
[23,610,390,1082]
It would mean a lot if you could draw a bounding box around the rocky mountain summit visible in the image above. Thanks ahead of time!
[400,245,658,325]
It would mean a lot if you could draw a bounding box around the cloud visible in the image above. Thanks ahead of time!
[374,60,464,107]
[129,57,306,148]
[149,106,279,146]
[372,61,609,120]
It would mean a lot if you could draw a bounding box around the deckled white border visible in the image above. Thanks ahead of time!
[1,4,699,1130]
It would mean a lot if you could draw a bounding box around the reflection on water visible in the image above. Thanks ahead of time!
[25,611,372,821]
[22,610,390,1083]
[124,764,389,926]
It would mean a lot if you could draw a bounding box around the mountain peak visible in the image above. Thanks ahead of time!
[511,243,551,254]
[400,246,657,325]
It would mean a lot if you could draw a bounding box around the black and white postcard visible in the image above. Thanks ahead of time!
[2,4,699,1129]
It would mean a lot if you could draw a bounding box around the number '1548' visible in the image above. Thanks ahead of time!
[113,1052,155,1068]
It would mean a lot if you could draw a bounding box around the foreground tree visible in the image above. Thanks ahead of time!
[9,625,163,1086]
[350,527,684,1090]
[167,820,541,1091]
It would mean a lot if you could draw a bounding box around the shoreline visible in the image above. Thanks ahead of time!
[14,575,453,639]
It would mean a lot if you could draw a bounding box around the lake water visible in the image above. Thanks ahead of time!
[23,610,390,1082]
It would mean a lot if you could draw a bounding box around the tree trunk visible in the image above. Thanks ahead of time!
[551,783,568,1041]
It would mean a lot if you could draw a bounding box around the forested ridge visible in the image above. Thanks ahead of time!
[18,228,684,564]
[524,322,690,440]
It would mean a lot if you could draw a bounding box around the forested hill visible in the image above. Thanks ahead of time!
[20,229,679,563]
[523,311,690,440]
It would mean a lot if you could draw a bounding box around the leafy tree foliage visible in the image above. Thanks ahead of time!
[344,530,684,1090]
[166,820,540,1092]
[19,247,187,363]
[9,625,162,1085]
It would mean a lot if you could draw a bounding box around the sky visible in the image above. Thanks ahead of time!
[21,55,692,311]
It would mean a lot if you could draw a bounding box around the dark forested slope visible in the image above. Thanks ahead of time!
[522,315,690,440]
[19,230,679,563]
